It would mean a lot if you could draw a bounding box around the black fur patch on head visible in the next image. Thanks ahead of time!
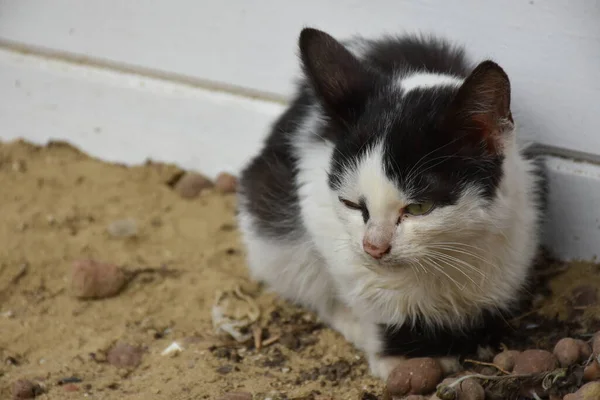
[381,86,505,204]
[363,34,472,77]
[317,32,512,206]
[327,83,505,205]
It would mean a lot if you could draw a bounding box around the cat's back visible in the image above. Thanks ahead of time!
[237,88,313,241]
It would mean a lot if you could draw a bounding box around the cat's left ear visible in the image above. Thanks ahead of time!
[299,28,378,124]
[445,60,514,154]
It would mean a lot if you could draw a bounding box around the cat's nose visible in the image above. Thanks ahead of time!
[363,239,391,259]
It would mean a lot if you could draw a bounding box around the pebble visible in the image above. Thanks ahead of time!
[584,360,600,382]
[217,391,252,400]
[71,259,129,299]
[492,350,521,372]
[106,218,138,238]
[62,384,79,392]
[553,338,588,367]
[456,379,485,400]
[436,377,485,400]
[12,379,43,399]
[106,342,143,368]
[513,349,558,374]
[564,381,600,400]
[173,172,213,198]
[215,172,238,193]
[386,358,443,396]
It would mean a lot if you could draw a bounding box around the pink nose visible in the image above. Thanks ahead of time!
[363,240,391,259]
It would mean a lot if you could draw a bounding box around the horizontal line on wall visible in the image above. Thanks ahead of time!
[0,37,289,105]
[527,143,600,166]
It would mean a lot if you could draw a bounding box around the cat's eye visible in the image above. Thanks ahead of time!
[339,197,362,210]
[405,201,435,216]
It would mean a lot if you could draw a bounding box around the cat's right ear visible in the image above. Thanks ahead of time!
[299,28,377,124]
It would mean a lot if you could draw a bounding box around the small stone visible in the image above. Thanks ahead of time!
[216,392,252,400]
[564,381,600,400]
[584,360,600,382]
[215,172,237,193]
[62,384,79,392]
[71,259,128,299]
[173,172,213,198]
[216,365,234,375]
[106,342,143,368]
[107,219,138,238]
[455,378,485,400]
[12,379,43,399]
[580,340,593,359]
[554,338,585,367]
[493,350,521,372]
[386,358,443,396]
[513,349,558,374]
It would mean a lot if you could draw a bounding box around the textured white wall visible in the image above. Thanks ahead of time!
[1,0,599,155]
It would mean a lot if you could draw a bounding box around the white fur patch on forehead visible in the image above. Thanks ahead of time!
[345,143,408,216]
[399,73,463,93]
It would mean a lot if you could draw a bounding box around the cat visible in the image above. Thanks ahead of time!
[236,27,546,380]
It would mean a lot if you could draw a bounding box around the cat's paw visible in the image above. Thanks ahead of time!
[367,354,406,380]
[326,303,368,350]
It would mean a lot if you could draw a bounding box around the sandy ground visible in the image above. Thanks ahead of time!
[1,140,599,400]
[0,140,380,400]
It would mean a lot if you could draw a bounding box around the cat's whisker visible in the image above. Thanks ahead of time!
[414,259,429,275]
[427,244,496,268]
[424,252,481,289]
[425,249,486,277]
[428,248,493,270]
[422,256,465,291]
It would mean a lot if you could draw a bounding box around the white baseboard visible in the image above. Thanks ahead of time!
[1,47,598,261]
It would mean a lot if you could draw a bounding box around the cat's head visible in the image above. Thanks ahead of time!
[299,28,516,272]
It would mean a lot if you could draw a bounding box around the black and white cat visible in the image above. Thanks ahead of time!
[236,28,546,380]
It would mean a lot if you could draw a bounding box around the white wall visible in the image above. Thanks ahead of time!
[2,0,599,155]
[1,0,600,260]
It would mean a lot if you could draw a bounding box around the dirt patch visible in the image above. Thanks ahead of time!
[0,139,599,400]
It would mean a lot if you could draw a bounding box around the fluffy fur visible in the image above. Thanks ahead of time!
[236,28,546,380]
